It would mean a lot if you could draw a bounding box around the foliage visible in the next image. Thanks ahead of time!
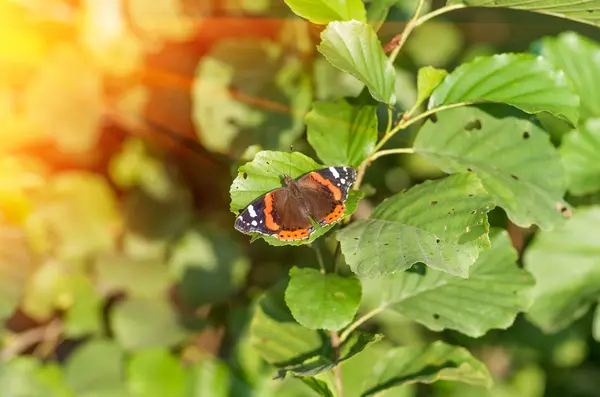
[2,1,600,397]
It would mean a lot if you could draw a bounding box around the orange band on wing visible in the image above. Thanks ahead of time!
[310,172,342,201]
[322,203,345,225]
[277,227,312,241]
[264,193,281,231]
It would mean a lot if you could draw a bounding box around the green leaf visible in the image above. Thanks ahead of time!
[95,253,172,299]
[560,119,600,195]
[65,339,126,397]
[63,274,103,337]
[191,40,311,154]
[285,267,362,330]
[306,99,378,168]
[538,32,600,119]
[299,375,337,397]
[361,341,492,396]
[230,151,363,246]
[109,138,175,201]
[428,53,579,124]
[250,280,380,377]
[318,21,396,105]
[186,357,232,397]
[111,298,186,351]
[24,172,120,264]
[0,358,74,397]
[363,230,534,337]
[524,206,600,333]
[127,349,186,397]
[366,0,398,31]
[415,66,448,109]
[169,227,249,306]
[283,0,366,24]
[414,105,568,231]
[449,0,600,28]
[338,173,494,278]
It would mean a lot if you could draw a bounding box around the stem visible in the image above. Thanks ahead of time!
[413,4,467,27]
[314,245,326,274]
[2,319,62,361]
[339,307,384,342]
[369,147,415,162]
[386,106,393,134]
[388,0,426,64]
[331,331,344,396]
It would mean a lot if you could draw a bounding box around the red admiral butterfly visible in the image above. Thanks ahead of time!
[235,166,357,241]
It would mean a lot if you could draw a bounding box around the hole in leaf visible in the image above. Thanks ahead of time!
[435,238,440,243]
[467,168,473,172]
[465,119,482,131]
[431,200,438,205]
[511,174,519,180]
[471,210,476,214]
[243,172,248,179]
[406,262,427,275]
[384,243,389,246]
[587,9,594,13]
[468,194,473,197]
[433,313,440,319]
[523,131,530,139]
[429,114,438,123]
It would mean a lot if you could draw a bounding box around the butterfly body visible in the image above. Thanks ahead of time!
[235,166,356,241]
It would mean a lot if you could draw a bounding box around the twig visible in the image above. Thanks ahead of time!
[339,307,384,342]
[388,0,427,64]
[314,245,326,274]
[413,4,467,27]
[1,319,62,361]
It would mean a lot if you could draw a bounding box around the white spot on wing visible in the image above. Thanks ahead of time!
[329,167,340,179]
[340,178,346,184]
[251,220,258,226]
[248,205,257,218]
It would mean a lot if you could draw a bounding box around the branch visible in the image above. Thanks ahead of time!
[339,307,384,342]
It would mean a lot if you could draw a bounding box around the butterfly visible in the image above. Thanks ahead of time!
[234,166,356,241]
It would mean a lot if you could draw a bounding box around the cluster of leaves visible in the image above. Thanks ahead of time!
[2,0,600,396]
[227,0,600,396]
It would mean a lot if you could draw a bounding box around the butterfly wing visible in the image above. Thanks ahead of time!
[297,167,356,226]
[234,188,314,241]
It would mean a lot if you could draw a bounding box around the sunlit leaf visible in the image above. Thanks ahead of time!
[0,226,31,320]
[111,298,186,351]
[414,105,568,230]
[95,253,172,299]
[283,0,366,24]
[25,172,121,264]
[318,21,396,105]
[537,32,600,119]
[169,227,249,306]
[23,45,104,153]
[230,151,362,246]
[285,267,362,330]
[192,40,311,154]
[306,99,378,167]
[127,349,186,397]
[361,341,492,396]
[250,280,381,377]
[449,0,600,28]
[65,339,126,397]
[415,66,448,109]
[338,173,494,278]
[126,0,196,43]
[428,53,579,124]
[524,206,600,333]
[63,274,103,337]
[362,230,534,337]
[560,119,600,195]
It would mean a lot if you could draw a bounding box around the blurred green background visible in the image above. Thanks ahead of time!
[0,0,599,396]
